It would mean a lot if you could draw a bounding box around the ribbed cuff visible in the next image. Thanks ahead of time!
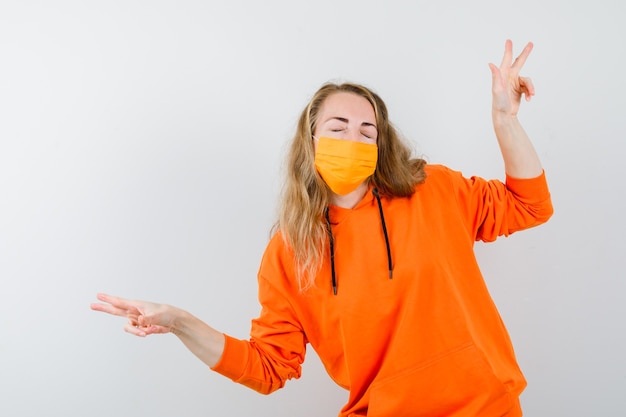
[505,170,550,200]
[210,334,249,382]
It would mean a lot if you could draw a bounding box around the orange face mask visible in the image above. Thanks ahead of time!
[314,137,378,195]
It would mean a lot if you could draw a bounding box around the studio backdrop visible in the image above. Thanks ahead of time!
[1,1,624,416]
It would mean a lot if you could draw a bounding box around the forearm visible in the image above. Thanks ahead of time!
[492,112,543,179]
[171,308,226,368]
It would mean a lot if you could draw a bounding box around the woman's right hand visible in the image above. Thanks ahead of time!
[92,293,226,367]
[90,293,178,337]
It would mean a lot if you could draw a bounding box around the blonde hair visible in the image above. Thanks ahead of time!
[274,82,426,291]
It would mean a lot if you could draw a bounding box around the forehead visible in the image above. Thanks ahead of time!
[318,92,376,122]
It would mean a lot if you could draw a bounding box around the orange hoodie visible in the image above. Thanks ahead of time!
[212,164,553,417]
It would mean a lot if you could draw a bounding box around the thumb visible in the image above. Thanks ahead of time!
[488,63,501,81]
[137,312,156,327]
[488,63,506,93]
[136,305,168,328]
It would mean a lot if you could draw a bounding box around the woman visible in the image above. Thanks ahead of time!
[92,40,553,416]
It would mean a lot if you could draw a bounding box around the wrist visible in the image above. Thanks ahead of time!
[492,111,519,126]
[168,306,191,336]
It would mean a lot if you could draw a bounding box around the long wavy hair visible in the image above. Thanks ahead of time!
[274,82,427,291]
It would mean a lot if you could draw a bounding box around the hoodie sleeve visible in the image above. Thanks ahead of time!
[211,237,306,395]
[438,166,554,242]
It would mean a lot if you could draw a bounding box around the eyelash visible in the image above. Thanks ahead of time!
[331,128,373,139]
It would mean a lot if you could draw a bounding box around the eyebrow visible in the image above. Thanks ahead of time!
[325,117,377,129]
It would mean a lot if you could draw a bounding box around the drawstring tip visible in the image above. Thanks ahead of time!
[388,270,393,279]
[333,285,337,295]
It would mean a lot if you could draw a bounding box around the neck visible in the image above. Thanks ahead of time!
[330,182,369,209]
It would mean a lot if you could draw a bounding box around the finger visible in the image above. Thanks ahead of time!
[124,321,169,336]
[90,302,131,318]
[519,76,535,101]
[96,293,133,309]
[124,322,147,337]
[499,39,513,69]
[511,42,533,73]
[92,293,144,319]
[519,76,534,93]
[143,325,171,335]
[94,293,145,318]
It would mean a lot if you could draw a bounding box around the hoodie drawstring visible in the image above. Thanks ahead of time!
[372,188,393,279]
[324,207,338,295]
[324,188,393,295]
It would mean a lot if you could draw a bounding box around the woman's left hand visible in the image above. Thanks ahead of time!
[489,40,535,117]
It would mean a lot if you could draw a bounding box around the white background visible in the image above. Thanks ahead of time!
[1,1,624,416]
